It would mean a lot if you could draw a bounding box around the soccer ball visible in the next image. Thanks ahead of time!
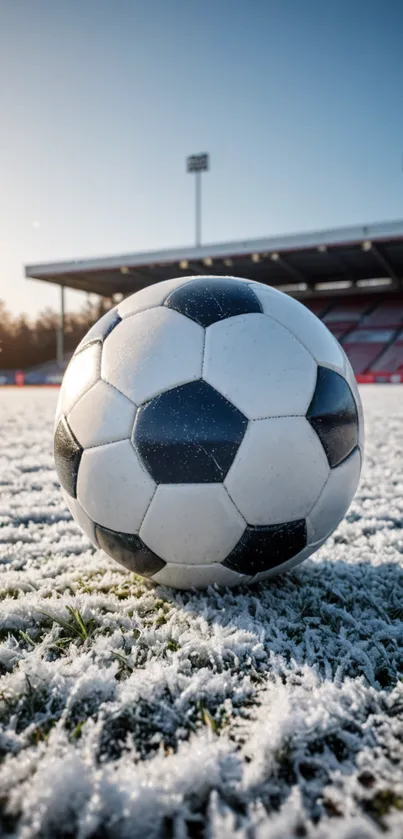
[54,276,363,589]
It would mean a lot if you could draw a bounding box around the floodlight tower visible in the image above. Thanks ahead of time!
[187,153,209,247]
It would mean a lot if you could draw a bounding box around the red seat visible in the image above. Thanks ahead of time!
[361,298,403,328]
[323,297,372,324]
[328,329,347,341]
[344,343,386,374]
[371,341,403,373]
[304,299,331,317]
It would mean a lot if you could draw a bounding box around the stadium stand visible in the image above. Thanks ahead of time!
[338,294,403,376]
[371,338,403,374]
[0,370,18,385]
[342,330,392,374]
[321,296,373,343]
[4,293,403,384]
[303,298,332,318]
[2,356,72,386]
[323,296,373,324]
[16,219,403,384]
[336,294,403,376]
[24,356,72,384]
[334,294,403,374]
[361,296,403,328]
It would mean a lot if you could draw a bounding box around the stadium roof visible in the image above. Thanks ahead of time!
[25,218,403,299]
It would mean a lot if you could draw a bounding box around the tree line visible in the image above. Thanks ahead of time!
[0,298,111,370]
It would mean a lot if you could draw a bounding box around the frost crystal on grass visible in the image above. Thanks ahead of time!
[0,387,402,838]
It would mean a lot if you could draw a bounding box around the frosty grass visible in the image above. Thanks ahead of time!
[0,387,402,839]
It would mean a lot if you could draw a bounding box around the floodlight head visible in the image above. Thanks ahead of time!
[187,154,209,173]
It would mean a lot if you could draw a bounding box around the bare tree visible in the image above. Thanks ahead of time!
[0,298,112,369]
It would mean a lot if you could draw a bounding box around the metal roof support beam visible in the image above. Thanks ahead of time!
[187,261,215,276]
[276,255,306,285]
[325,250,355,283]
[119,267,160,290]
[370,245,399,284]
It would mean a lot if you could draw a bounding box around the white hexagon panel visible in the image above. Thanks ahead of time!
[151,562,250,590]
[101,307,204,405]
[225,416,330,526]
[61,489,97,546]
[55,341,102,425]
[344,355,365,450]
[77,439,155,533]
[249,283,346,375]
[307,447,361,544]
[67,379,136,449]
[203,313,317,419]
[75,306,121,354]
[140,484,245,565]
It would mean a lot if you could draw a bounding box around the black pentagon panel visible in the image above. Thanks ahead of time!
[223,520,307,576]
[103,311,122,339]
[134,379,248,483]
[54,417,83,498]
[95,525,166,577]
[75,309,122,355]
[164,277,262,327]
[307,366,359,468]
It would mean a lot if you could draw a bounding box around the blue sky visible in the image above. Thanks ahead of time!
[1,0,403,315]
